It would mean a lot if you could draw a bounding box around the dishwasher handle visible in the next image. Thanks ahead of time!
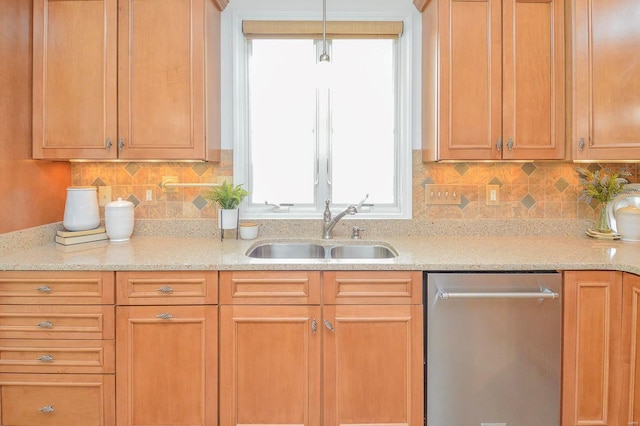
[437,287,559,300]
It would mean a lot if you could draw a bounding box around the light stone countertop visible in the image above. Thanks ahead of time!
[1,233,639,275]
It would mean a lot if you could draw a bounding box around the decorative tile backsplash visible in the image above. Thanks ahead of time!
[70,150,638,221]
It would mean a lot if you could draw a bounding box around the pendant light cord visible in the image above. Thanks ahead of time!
[320,0,330,62]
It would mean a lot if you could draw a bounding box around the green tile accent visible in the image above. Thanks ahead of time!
[521,163,537,176]
[193,195,209,211]
[521,194,536,210]
[454,163,470,176]
[124,163,141,177]
[555,177,569,192]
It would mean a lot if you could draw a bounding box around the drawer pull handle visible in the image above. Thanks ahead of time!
[38,354,54,363]
[157,286,174,294]
[312,318,317,335]
[35,286,52,293]
[156,313,173,320]
[37,321,53,329]
[39,404,54,414]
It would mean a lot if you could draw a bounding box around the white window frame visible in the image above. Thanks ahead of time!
[222,1,419,220]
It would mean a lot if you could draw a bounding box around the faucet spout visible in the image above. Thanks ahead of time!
[322,198,363,239]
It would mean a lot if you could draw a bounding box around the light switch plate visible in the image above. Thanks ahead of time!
[425,184,462,205]
[98,186,111,206]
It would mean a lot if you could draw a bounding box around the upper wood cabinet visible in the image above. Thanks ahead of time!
[570,0,640,160]
[420,0,565,161]
[32,0,222,161]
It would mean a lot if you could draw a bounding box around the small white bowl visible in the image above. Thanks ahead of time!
[239,222,259,240]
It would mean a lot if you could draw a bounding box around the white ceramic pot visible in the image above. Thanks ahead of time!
[218,209,239,230]
[63,186,100,231]
[239,222,259,240]
[105,198,135,242]
[615,206,640,242]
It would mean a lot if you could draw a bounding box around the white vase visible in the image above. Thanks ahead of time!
[63,186,100,231]
[218,208,239,230]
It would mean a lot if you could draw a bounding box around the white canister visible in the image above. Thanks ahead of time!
[105,198,134,242]
[63,186,100,231]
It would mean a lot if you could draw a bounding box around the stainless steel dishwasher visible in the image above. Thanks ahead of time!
[426,272,562,426]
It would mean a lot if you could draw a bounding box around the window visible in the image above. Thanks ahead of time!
[227,3,417,219]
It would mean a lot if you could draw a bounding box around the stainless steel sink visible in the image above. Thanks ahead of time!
[246,242,397,260]
[329,244,397,259]
[246,243,325,259]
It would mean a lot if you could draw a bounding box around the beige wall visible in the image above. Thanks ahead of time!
[0,0,70,234]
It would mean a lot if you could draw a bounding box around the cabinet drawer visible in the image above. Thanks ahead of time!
[0,373,115,426]
[323,271,422,304]
[0,305,115,340]
[116,271,218,305]
[220,271,321,305]
[0,271,114,304]
[0,339,114,374]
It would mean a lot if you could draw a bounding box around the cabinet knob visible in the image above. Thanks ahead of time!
[35,286,52,293]
[496,137,503,151]
[37,321,53,329]
[157,286,174,294]
[507,138,514,151]
[38,354,54,363]
[118,138,125,152]
[156,312,173,320]
[312,318,317,334]
[105,138,112,150]
[579,137,585,151]
[39,404,54,414]
[323,319,335,333]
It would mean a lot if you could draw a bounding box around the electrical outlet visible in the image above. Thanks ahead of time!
[486,185,499,205]
[425,184,462,205]
[143,185,156,205]
[98,186,112,206]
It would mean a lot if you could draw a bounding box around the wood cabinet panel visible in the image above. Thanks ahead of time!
[622,272,640,425]
[219,305,322,426]
[563,270,623,426]
[0,373,115,426]
[323,304,423,426]
[116,271,217,305]
[32,0,222,161]
[0,305,114,340]
[323,271,422,305]
[422,0,564,160]
[32,0,117,160]
[572,0,640,160]
[116,305,217,426]
[0,339,114,374]
[0,271,114,305]
[219,271,321,305]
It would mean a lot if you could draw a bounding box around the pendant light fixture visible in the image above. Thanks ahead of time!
[319,0,330,63]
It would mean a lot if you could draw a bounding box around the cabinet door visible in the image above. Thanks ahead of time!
[0,373,115,426]
[32,0,117,160]
[562,271,623,426]
[118,0,206,160]
[572,0,640,160]
[219,305,321,426]
[502,0,564,160]
[116,305,217,426]
[623,272,640,425]
[322,305,423,426]
[437,0,502,160]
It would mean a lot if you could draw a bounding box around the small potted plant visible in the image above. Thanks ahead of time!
[576,166,631,233]
[204,180,249,229]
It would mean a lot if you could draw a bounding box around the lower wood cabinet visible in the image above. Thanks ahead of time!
[563,270,640,426]
[219,270,423,426]
[116,305,218,426]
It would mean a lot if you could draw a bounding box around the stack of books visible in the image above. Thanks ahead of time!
[55,227,108,246]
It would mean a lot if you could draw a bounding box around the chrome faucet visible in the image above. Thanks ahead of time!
[322,194,369,239]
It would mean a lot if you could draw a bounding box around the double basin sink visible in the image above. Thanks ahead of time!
[246,241,397,260]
